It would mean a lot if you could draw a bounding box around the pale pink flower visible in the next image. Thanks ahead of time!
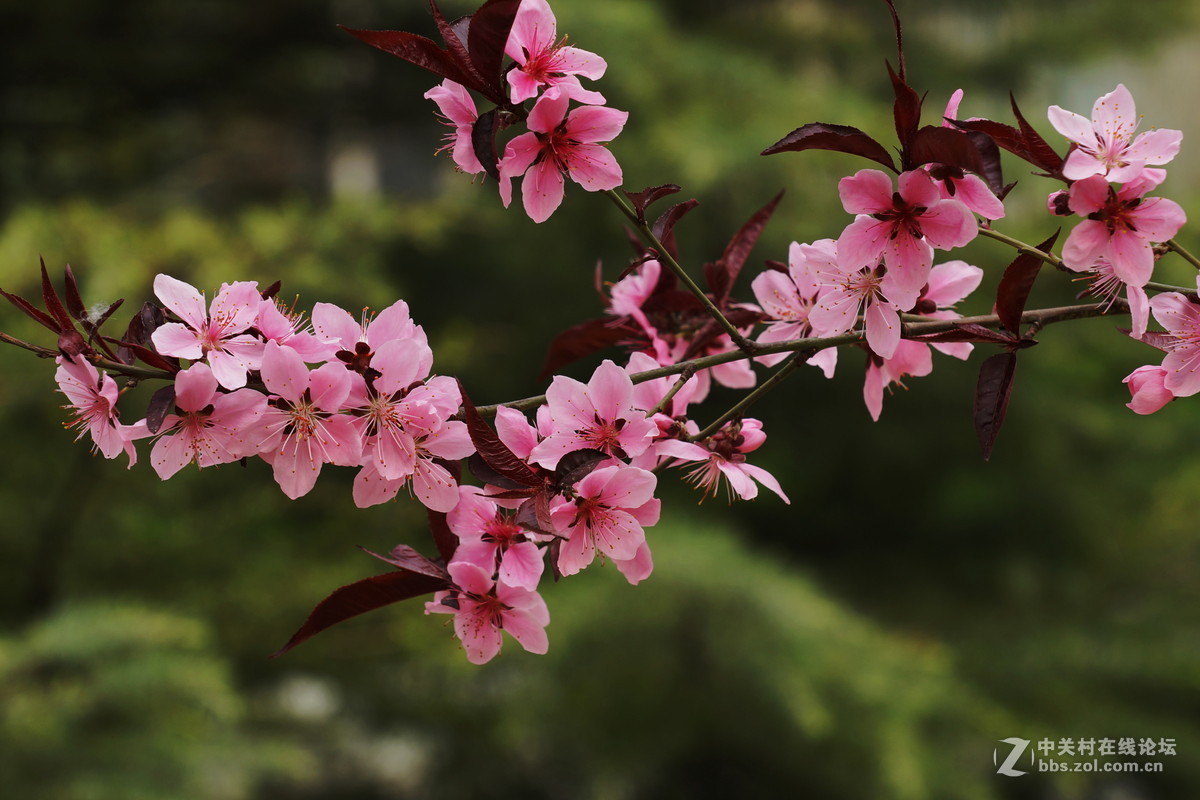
[751,239,839,376]
[255,297,339,363]
[529,359,657,469]
[809,264,913,360]
[862,340,934,422]
[1123,365,1175,415]
[1068,256,1151,338]
[504,0,607,104]
[425,561,549,665]
[256,341,363,499]
[54,356,147,466]
[351,417,474,512]
[612,542,654,585]
[1048,84,1182,183]
[310,299,431,378]
[150,362,267,480]
[1062,174,1186,285]
[1148,280,1200,397]
[549,463,660,576]
[150,275,265,390]
[836,169,977,298]
[608,259,670,360]
[655,418,789,504]
[499,88,627,223]
[424,79,484,175]
[625,350,700,419]
[448,486,545,592]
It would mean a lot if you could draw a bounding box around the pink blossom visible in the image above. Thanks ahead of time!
[655,419,789,503]
[1048,84,1182,183]
[927,90,1006,220]
[448,486,545,592]
[504,0,607,104]
[549,463,660,576]
[1148,282,1200,397]
[528,359,657,469]
[499,88,627,223]
[625,350,700,419]
[1123,365,1175,415]
[862,340,934,422]
[351,416,475,512]
[1062,174,1186,285]
[310,299,430,378]
[425,561,549,665]
[255,297,338,363]
[1068,256,1151,338]
[751,239,839,376]
[836,169,977,297]
[608,259,669,360]
[150,275,265,390]
[150,362,267,480]
[808,264,913,360]
[424,79,484,175]
[54,356,147,466]
[256,341,363,499]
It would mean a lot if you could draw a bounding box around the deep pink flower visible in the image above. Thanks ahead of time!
[499,88,627,223]
[351,416,475,512]
[311,299,430,378]
[1048,84,1182,183]
[55,356,147,466]
[424,79,484,175]
[150,275,265,390]
[1068,256,1151,338]
[1123,365,1175,415]
[256,341,363,499]
[504,0,607,104]
[448,486,545,592]
[808,264,913,360]
[425,561,549,665]
[150,362,267,480]
[836,169,977,297]
[862,340,934,422]
[1062,174,1186,285]
[255,297,338,363]
[655,418,789,504]
[549,463,660,576]
[529,359,657,469]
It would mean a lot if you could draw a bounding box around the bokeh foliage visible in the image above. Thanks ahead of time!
[2,0,1200,797]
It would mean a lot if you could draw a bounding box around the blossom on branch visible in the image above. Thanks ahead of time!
[1048,84,1182,183]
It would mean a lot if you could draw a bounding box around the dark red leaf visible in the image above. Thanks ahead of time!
[707,191,783,304]
[472,108,501,181]
[882,0,907,82]
[0,287,60,332]
[123,342,179,373]
[458,382,541,487]
[762,122,897,173]
[909,323,1018,346]
[40,261,74,330]
[962,130,1007,197]
[907,125,986,175]
[624,185,682,224]
[951,118,1029,163]
[339,26,473,87]
[271,569,449,658]
[465,0,521,102]
[261,280,282,301]
[427,510,458,565]
[554,448,609,488]
[1125,329,1176,352]
[467,452,538,491]
[539,316,635,379]
[1010,94,1064,175]
[996,231,1059,336]
[57,330,86,360]
[430,1,486,90]
[651,199,700,262]
[888,61,923,156]
[974,351,1017,461]
[145,385,176,434]
[359,544,450,581]
[62,264,87,321]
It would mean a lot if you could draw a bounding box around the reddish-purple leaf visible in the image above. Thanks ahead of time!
[539,316,635,379]
[57,330,86,360]
[1010,94,1064,175]
[996,230,1059,336]
[427,509,458,565]
[465,0,521,102]
[888,61,923,156]
[907,125,987,175]
[123,341,179,373]
[430,1,486,90]
[359,544,450,581]
[652,199,700,262]
[40,261,74,330]
[467,452,538,492]
[951,118,1029,164]
[1124,329,1176,353]
[909,323,1018,346]
[974,351,1017,461]
[271,568,450,658]
[762,123,897,173]
[62,264,87,321]
[554,448,609,488]
[962,130,1007,197]
[145,385,177,434]
[472,108,501,181]
[339,26,473,87]
[458,381,541,487]
[0,287,60,332]
[624,185,682,224]
[882,0,907,82]
[706,191,783,304]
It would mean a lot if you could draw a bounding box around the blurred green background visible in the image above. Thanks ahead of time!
[3,0,1200,797]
